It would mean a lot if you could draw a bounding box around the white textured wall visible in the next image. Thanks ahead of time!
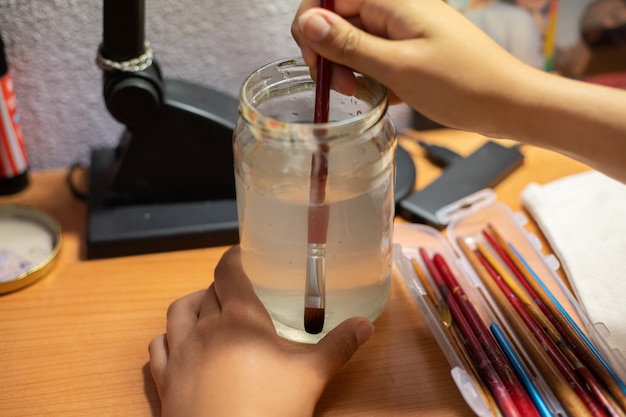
[0,0,413,170]
[555,0,595,48]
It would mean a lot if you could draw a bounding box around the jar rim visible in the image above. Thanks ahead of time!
[238,56,388,143]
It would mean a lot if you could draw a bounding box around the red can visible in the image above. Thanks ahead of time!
[0,33,28,195]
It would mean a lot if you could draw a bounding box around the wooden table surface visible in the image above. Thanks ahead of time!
[0,129,589,417]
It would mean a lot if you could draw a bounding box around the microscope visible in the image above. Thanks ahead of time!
[86,0,240,259]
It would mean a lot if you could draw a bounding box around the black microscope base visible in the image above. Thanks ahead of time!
[86,147,239,259]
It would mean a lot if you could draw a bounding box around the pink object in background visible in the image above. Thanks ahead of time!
[0,32,28,195]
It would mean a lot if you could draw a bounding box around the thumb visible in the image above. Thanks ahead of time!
[310,317,374,378]
[296,8,396,87]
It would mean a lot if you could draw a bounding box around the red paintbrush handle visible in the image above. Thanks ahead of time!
[314,0,334,124]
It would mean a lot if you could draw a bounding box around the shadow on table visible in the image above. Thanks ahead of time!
[143,362,161,417]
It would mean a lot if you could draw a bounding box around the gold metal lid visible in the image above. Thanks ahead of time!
[0,204,61,294]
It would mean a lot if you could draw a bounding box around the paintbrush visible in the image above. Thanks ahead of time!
[412,257,502,417]
[457,237,592,417]
[304,0,334,334]
[483,227,626,416]
[411,258,452,327]
[486,224,626,409]
[419,248,526,417]
[477,242,609,417]
[431,251,540,417]
[490,322,553,417]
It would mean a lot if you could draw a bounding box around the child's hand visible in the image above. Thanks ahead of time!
[149,245,374,417]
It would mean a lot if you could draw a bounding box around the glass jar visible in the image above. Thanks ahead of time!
[234,56,396,343]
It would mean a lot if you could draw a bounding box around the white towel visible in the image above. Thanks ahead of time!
[521,170,626,358]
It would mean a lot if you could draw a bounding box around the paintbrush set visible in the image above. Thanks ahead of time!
[393,190,626,417]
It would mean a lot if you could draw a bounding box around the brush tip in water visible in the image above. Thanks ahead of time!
[304,308,325,334]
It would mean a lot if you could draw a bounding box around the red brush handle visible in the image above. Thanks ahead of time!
[310,0,333,203]
[314,0,334,124]
[308,0,334,245]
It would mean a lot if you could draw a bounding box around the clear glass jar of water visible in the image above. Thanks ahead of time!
[234,56,396,343]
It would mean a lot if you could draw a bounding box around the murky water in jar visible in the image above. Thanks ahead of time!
[235,155,394,343]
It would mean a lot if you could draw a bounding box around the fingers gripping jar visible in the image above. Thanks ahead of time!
[234,57,396,343]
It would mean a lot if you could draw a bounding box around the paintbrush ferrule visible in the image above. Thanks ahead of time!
[305,243,326,309]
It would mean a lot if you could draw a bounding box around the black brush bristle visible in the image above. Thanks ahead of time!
[304,308,325,334]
